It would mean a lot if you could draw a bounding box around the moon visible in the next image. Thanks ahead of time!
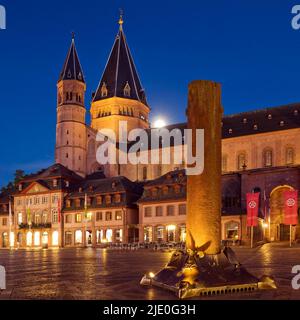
[153,119,166,128]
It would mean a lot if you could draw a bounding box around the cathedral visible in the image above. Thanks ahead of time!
[55,15,151,179]
[1,16,300,249]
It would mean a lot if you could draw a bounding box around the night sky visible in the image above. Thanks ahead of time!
[1,0,300,187]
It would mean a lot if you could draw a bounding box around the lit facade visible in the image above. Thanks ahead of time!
[1,18,300,248]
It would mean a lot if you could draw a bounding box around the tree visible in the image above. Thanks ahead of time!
[14,170,25,184]
[0,169,25,194]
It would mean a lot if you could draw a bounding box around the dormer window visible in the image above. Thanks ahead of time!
[280,121,285,127]
[65,181,70,188]
[228,128,233,134]
[123,82,131,97]
[78,72,82,80]
[294,110,299,116]
[268,114,272,120]
[253,124,258,130]
[101,83,108,98]
[243,118,247,124]
[53,179,58,187]
[67,70,72,78]
[18,184,22,191]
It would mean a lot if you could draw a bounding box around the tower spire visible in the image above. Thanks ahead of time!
[119,9,124,30]
[58,35,85,83]
[92,14,147,105]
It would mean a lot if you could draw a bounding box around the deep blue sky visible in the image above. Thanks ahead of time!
[1,0,300,187]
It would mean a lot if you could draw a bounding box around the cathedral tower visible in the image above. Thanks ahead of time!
[55,35,87,177]
[91,15,150,140]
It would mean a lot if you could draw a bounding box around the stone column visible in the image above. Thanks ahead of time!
[186,80,223,255]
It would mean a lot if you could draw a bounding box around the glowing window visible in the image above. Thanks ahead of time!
[86,212,92,222]
[34,231,40,246]
[97,230,104,244]
[75,213,82,223]
[9,232,14,247]
[18,213,23,225]
[180,225,186,242]
[52,231,59,246]
[75,230,82,244]
[106,229,113,243]
[26,232,32,246]
[42,232,48,245]
[115,211,122,221]
[115,229,123,242]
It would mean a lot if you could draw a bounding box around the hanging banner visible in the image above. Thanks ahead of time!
[246,192,260,227]
[58,196,61,223]
[283,190,298,226]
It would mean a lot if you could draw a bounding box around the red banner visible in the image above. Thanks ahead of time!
[283,190,298,225]
[246,193,260,227]
[58,197,61,224]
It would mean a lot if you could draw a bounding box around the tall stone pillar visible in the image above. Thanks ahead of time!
[186,80,223,255]
[141,80,276,298]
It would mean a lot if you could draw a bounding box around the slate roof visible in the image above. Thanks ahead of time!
[14,164,83,194]
[118,103,300,152]
[138,169,186,203]
[222,103,300,138]
[67,176,143,198]
[58,36,85,83]
[93,20,147,105]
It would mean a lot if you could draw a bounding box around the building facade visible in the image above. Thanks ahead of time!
[1,17,300,248]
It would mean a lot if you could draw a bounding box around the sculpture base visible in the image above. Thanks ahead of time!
[140,247,276,299]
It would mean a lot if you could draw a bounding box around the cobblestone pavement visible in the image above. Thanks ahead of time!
[0,242,300,300]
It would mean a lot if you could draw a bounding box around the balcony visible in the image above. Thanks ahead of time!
[18,223,52,229]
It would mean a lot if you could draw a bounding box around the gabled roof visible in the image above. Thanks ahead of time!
[19,181,50,195]
[93,17,147,105]
[21,163,83,182]
[58,35,85,83]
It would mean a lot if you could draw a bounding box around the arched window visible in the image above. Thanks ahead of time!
[237,152,246,171]
[263,148,273,167]
[286,147,295,165]
[42,211,48,224]
[222,155,228,172]
[35,213,41,224]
